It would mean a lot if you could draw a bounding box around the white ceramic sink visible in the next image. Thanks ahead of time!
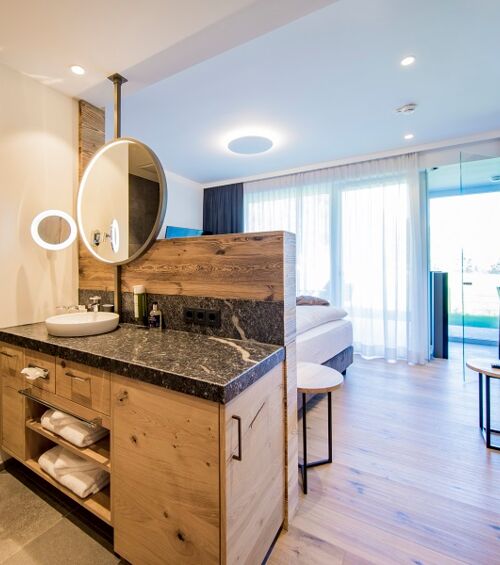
[45,312,119,337]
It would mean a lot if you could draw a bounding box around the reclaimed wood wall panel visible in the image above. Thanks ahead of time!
[119,232,286,301]
[78,100,115,290]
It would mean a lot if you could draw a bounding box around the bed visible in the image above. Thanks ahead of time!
[296,305,353,409]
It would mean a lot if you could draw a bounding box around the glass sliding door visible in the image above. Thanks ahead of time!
[460,153,500,378]
[428,154,500,376]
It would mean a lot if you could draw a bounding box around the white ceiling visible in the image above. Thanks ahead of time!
[113,0,500,184]
[0,0,333,101]
[3,0,500,186]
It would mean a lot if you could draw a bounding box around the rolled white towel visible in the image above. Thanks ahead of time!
[40,409,108,448]
[38,446,109,499]
[21,367,47,382]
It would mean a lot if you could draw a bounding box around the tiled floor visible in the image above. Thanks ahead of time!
[0,462,118,565]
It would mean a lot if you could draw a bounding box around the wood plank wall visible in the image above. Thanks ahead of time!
[78,101,114,290]
[78,99,298,525]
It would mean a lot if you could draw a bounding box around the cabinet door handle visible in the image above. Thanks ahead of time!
[65,371,88,382]
[232,415,242,461]
[1,351,14,358]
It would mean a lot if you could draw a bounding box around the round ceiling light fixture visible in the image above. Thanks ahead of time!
[404,133,414,140]
[227,135,274,155]
[70,65,86,76]
[400,56,416,67]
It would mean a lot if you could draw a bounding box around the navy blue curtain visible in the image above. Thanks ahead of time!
[203,183,244,234]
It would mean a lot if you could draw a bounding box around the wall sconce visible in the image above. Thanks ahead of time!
[31,209,77,251]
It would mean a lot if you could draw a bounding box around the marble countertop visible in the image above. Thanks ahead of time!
[0,323,284,404]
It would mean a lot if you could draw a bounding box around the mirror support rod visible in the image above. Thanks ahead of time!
[107,73,127,319]
[107,73,128,139]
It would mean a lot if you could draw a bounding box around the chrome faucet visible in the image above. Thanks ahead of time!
[87,296,101,312]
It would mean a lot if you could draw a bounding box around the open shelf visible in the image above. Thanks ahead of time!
[26,420,111,472]
[25,458,111,525]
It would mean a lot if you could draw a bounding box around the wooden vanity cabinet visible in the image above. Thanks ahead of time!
[0,340,285,564]
[112,363,285,565]
[1,343,25,459]
[221,364,284,565]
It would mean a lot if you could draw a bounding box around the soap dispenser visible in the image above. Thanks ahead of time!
[148,302,163,330]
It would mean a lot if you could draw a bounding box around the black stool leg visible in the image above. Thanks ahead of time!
[485,376,491,448]
[479,373,483,429]
[328,391,333,463]
[302,392,308,494]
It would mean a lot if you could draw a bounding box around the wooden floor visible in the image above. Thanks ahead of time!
[270,347,500,565]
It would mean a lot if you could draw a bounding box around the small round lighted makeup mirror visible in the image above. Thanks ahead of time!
[31,210,77,251]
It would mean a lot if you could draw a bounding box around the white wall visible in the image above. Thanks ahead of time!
[0,63,78,329]
[106,106,204,232]
[159,171,204,235]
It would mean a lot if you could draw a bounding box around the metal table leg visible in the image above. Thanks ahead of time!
[483,375,500,451]
[479,372,483,429]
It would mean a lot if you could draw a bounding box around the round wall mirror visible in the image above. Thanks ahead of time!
[77,138,167,265]
[31,210,77,251]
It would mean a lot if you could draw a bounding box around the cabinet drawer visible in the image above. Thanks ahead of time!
[1,385,26,459]
[0,343,24,390]
[56,359,110,415]
[24,350,56,393]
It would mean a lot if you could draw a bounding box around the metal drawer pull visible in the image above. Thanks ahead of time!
[18,388,102,429]
[0,351,14,358]
[65,371,89,383]
[232,415,242,461]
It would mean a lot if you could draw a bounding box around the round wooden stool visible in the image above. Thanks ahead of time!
[297,362,344,494]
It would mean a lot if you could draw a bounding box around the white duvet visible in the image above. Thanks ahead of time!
[296,305,348,336]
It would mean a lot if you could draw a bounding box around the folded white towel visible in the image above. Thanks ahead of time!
[21,367,47,382]
[53,447,102,476]
[41,409,108,448]
[38,446,109,499]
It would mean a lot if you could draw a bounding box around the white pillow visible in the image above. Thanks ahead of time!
[296,305,348,335]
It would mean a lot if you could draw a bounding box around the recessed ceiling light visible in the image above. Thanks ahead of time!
[227,135,273,155]
[404,133,414,140]
[70,65,86,76]
[400,56,416,67]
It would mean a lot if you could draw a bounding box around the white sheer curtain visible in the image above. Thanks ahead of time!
[244,153,429,364]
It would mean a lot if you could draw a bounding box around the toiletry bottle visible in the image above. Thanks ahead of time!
[148,302,163,330]
[133,285,147,325]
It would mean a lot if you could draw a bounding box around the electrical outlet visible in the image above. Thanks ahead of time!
[183,308,195,323]
[183,307,221,327]
[206,309,221,327]
[194,309,207,324]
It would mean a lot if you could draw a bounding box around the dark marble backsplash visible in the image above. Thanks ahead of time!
[79,289,284,345]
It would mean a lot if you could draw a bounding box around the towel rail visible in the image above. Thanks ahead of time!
[18,388,102,429]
